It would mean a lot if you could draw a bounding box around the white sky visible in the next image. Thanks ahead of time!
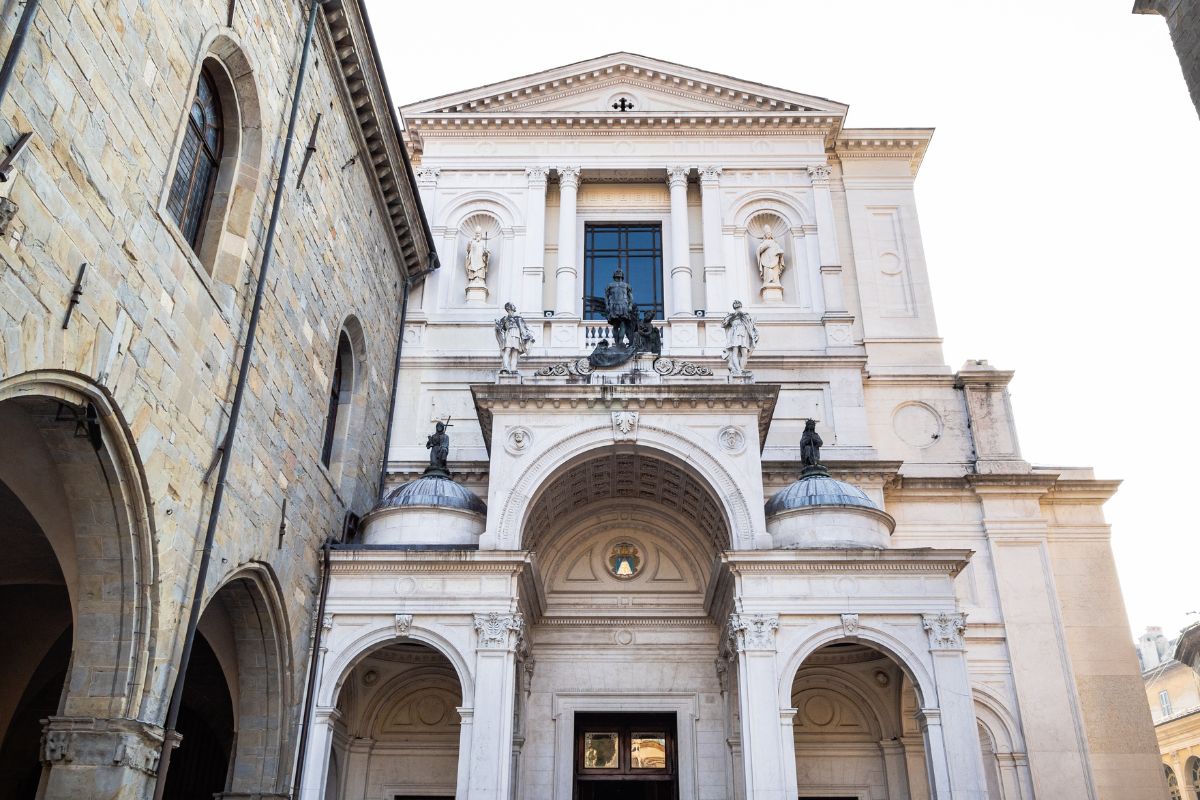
[365,0,1200,640]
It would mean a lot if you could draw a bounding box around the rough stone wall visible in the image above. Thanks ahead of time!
[1136,0,1200,118]
[0,0,412,788]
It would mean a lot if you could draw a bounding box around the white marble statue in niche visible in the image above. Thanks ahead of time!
[464,226,490,301]
[722,300,759,379]
[756,227,786,287]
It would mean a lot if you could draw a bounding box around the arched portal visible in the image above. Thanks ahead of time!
[323,641,464,800]
[790,642,931,800]
[514,447,732,800]
[0,379,157,797]
[165,567,289,798]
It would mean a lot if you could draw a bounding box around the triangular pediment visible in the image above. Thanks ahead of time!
[401,52,848,119]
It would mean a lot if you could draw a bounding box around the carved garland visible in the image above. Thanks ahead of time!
[534,357,712,378]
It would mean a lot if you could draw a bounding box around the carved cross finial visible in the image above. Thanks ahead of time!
[612,97,635,112]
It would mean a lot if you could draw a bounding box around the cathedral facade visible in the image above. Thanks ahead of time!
[0,3,1166,798]
[300,53,1165,800]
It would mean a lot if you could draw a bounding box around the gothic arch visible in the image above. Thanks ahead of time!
[318,620,475,710]
[778,623,937,711]
[492,421,755,550]
[163,28,263,283]
[0,370,158,721]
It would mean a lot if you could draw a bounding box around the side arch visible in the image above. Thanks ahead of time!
[731,189,812,229]
[778,622,938,711]
[973,685,1026,754]
[789,667,896,740]
[0,369,158,720]
[491,421,756,550]
[318,620,475,710]
[437,191,520,231]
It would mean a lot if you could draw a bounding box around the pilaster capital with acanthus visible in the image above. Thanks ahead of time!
[922,612,967,651]
[700,166,722,185]
[728,613,780,653]
[415,166,441,186]
[807,164,833,183]
[474,611,524,650]
[526,166,549,186]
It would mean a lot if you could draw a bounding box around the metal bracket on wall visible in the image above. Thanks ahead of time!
[0,132,34,182]
[62,262,87,329]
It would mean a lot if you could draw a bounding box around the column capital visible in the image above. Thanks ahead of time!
[728,613,779,652]
[666,165,690,188]
[526,166,549,185]
[700,165,722,184]
[557,166,581,188]
[922,612,967,651]
[807,164,833,183]
[915,707,942,728]
[474,611,524,650]
[415,166,441,186]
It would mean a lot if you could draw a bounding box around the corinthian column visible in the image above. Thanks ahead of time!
[729,613,793,800]
[554,166,581,316]
[667,166,694,317]
[468,612,523,800]
[700,166,724,312]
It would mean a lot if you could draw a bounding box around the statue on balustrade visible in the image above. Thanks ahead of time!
[632,309,662,356]
[721,300,758,377]
[756,226,786,288]
[494,302,535,373]
[604,268,636,348]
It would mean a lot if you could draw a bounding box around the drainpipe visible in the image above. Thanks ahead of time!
[0,0,42,110]
[290,538,332,799]
[152,1,322,796]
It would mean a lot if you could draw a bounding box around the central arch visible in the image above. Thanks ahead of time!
[494,421,754,550]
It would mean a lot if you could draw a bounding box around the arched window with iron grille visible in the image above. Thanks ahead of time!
[167,67,224,250]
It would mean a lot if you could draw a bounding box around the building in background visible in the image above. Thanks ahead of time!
[294,52,1166,799]
[1134,0,1200,117]
[1145,623,1200,798]
[0,1,433,798]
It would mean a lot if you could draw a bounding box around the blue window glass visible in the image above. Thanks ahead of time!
[584,223,664,320]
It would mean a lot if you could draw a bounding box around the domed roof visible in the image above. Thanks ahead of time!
[377,473,487,515]
[765,472,880,516]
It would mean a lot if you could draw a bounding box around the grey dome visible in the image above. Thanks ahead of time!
[378,474,486,515]
[765,473,880,517]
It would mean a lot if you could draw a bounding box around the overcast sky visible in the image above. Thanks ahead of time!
[364,0,1200,640]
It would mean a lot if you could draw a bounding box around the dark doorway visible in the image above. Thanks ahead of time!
[161,632,234,800]
[574,712,676,800]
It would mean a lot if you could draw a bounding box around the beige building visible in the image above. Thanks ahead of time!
[1144,625,1200,798]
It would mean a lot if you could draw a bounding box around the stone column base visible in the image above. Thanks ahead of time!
[40,716,163,800]
[759,284,784,303]
[727,373,754,384]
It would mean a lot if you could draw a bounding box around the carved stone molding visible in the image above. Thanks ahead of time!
[474,612,524,649]
[415,167,441,186]
[40,717,165,776]
[612,411,639,441]
[807,164,832,182]
[717,425,746,454]
[841,613,860,637]
[395,614,413,637]
[922,612,967,650]
[728,613,780,652]
[505,426,533,455]
[700,166,722,184]
[652,357,713,377]
[526,166,549,184]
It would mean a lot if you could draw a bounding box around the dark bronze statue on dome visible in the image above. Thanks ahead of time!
[425,419,452,478]
[800,419,829,477]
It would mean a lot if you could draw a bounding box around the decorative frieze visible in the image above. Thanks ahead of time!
[728,613,780,652]
[474,611,524,649]
[922,612,967,650]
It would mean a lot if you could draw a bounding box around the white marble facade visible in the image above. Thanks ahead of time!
[303,54,1164,800]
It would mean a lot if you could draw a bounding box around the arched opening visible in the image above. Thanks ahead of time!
[166,569,288,798]
[0,387,155,797]
[322,331,354,469]
[166,64,225,251]
[1168,763,1183,800]
[791,642,930,800]
[1189,755,1200,799]
[977,722,1003,800]
[324,641,464,799]
[514,447,731,800]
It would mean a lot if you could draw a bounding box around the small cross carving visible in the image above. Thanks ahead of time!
[612,97,635,112]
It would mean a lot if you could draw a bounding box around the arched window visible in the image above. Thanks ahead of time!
[167,67,224,249]
[1167,764,1182,800]
[1190,757,1200,797]
[321,333,353,468]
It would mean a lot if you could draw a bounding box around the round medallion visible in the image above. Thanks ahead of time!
[892,402,943,449]
[717,425,746,454]
[505,426,532,456]
[615,629,634,646]
[607,541,642,579]
[804,695,835,726]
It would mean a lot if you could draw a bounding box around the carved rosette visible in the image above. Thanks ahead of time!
[612,411,639,441]
[922,612,967,650]
[728,613,780,653]
[841,613,860,637]
[474,612,524,650]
